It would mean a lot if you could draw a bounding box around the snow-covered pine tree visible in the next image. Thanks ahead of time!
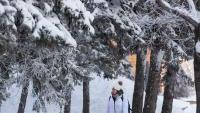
[0,0,17,108]
[132,1,194,113]
[161,45,179,113]
[0,0,143,113]
[172,67,194,98]
[0,0,78,113]
[79,0,141,78]
[156,0,200,112]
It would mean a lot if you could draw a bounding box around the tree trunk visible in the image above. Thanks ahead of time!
[143,48,164,113]
[155,0,200,113]
[194,25,200,113]
[194,0,200,11]
[83,78,90,113]
[64,85,73,113]
[17,82,29,113]
[132,46,146,113]
[161,65,176,113]
[144,48,151,90]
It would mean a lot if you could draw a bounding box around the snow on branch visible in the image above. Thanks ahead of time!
[10,0,77,47]
[196,40,200,53]
[156,0,199,27]
[168,40,188,57]
[187,0,197,15]
[0,2,16,27]
[62,0,95,34]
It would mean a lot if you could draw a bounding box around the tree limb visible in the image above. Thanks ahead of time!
[156,0,199,27]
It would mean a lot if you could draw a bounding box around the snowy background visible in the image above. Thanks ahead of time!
[1,76,196,113]
[0,0,198,113]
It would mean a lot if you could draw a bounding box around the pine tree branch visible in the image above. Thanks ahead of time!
[156,0,199,27]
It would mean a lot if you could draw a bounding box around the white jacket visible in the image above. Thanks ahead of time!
[107,95,129,113]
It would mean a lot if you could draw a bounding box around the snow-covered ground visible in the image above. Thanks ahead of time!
[0,76,196,113]
[71,76,196,113]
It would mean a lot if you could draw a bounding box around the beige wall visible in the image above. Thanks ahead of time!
[128,48,151,76]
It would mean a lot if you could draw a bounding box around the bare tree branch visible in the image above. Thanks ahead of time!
[156,0,199,27]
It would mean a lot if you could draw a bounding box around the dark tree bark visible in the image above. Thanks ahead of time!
[194,0,200,11]
[83,78,90,113]
[161,63,177,113]
[144,62,150,90]
[144,49,151,90]
[17,82,29,113]
[64,85,73,113]
[132,46,147,113]
[143,47,164,113]
[194,25,200,113]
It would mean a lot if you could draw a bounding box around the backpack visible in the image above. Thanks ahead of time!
[109,95,132,113]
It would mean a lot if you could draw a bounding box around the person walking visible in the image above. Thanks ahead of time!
[107,81,130,113]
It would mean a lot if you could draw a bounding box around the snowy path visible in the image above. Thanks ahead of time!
[0,77,196,113]
[71,76,196,113]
